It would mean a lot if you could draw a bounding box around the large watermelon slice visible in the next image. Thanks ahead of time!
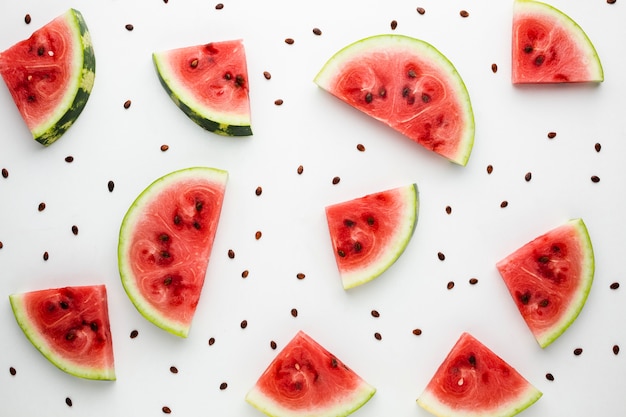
[512,0,603,84]
[153,39,252,136]
[0,8,95,146]
[325,184,418,289]
[9,285,115,381]
[314,34,474,166]
[118,167,227,338]
[245,330,376,417]
[417,332,542,417]
[496,218,594,348]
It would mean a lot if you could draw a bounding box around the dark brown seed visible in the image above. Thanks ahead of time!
[412,328,422,336]
[607,0,617,4]
[1,168,8,178]
[460,10,469,17]
[0,241,3,249]
[591,175,600,183]
[215,3,224,9]
[610,282,620,290]
[547,131,557,139]
[491,63,498,73]
[65,156,74,163]
[208,337,215,345]
[170,366,178,374]
[240,320,248,329]
[445,206,452,214]
[160,144,169,152]
[125,24,134,31]
[447,281,455,290]
[60,301,69,309]
[297,165,304,175]
[25,14,31,24]
[525,172,532,182]
[573,347,583,356]
[228,249,235,259]
[437,252,445,261]
[486,165,493,174]
[613,345,620,355]
[190,59,199,68]
[500,200,509,208]
[546,373,555,381]
[65,397,72,407]
[130,329,139,338]
[374,332,382,340]
[38,202,46,211]
[241,270,249,278]
[274,99,284,105]
[162,406,172,414]
[9,367,16,376]
[270,340,277,349]
[390,20,398,30]
[285,38,295,45]
[123,99,131,109]
[219,382,228,390]
[263,71,272,80]
[416,7,426,14]
[163,0,168,3]
[371,310,380,318]
[255,186,262,196]
[312,27,322,36]
[469,277,479,285]
[296,273,305,280]
[107,180,115,192]
[71,225,78,235]
[254,230,262,240]
[595,143,602,152]
[43,251,49,261]
[332,176,340,185]
[290,308,298,317]
[356,143,365,152]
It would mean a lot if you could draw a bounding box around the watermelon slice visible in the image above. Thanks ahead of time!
[512,0,603,84]
[417,332,542,417]
[118,167,228,337]
[153,39,252,136]
[0,9,95,146]
[314,34,474,166]
[245,330,376,417]
[9,285,115,381]
[496,218,594,348]
[325,184,418,289]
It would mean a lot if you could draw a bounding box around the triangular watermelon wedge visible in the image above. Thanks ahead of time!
[417,332,542,417]
[9,285,115,381]
[512,0,603,84]
[325,184,419,289]
[245,330,376,417]
[496,218,594,348]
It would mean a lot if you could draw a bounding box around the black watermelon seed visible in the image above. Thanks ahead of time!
[38,202,46,211]
[241,270,249,278]
[491,63,498,73]
[25,14,31,24]
[573,347,583,356]
[130,330,139,339]
[608,0,616,4]
[107,180,115,192]
[412,328,422,336]
[374,332,382,340]
[313,27,322,35]
[65,397,72,407]
[371,310,380,318]
[240,320,248,329]
[270,340,277,349]
[228,249,235,259]
[170,366,178,374]
[123,99,131,109]
[546,373,555,381]
[595,143,602,152]
[469,277,479,285]
[71,225,78,235]
[416,7,426,14]
[332,176,340,185]
[65,156,74,163]
[613,345,620,355]
[208,337,215,345]
[525,172,532,182]
[1,168,8,178]
[500,200,509,208]
[547,131,557,139]
[290,308,298,317]
[43,251,49,261]
[356,143,365,151]
[445,206,452,214]
[591,175,600,183]
[296,273,305,280]
[610,282,620,290]
[255,186,262,196]
[390,20,398,30]
[215,3,224,9]
[486,165,493,174]
[162,406,172,414]
[297,165,304,174]
[437,252,445,261]
[460,10,469,17]
[9,367,16,376]
[125,24,134,31]
[219,382,228,390]
[0,241,3,249]
[447,281,455,290]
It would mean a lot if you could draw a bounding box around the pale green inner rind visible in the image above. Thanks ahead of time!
[513,0,603,82]
[118,167,228,338]
[152,51,251,135]
[314,34,474,166]
[8,293,115,381]
[340,184,419,290]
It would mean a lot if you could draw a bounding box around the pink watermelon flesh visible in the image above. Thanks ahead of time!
[118,167,227,337]
[325,184,418,289]
[9,285,115,380]
[417,332,542,417]
[512,0,603,83]
[245,330,376,417]
[314,35,474,166]
[496,218,594,348]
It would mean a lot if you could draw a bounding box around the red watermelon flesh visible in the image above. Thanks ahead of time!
[512,0,603,84]
[417,332,542,417]
[118,167,227,338]
[245,330,376,417]
[9,285,115,381]
[496,218,594,348]
[314,35,474,166]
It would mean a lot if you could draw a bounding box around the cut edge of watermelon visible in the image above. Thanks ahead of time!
[8,286,116,381]
[118,166,228,338]
[152,42,252,136]
[512,0,604,84]
[313,34,475,166]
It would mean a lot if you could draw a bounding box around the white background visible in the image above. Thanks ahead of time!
[1,1,625,416]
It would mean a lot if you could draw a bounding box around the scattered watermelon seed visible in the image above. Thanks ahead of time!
[255,186,262,196]
[215,3,224,9]
[123,99,131,109]
[469,278,479,285]
[608,0,616,4]
[9,367,16,376]
[412,328,422,336]
[356,143,365,152]
[162,406,171,414]
[255,231,262,240]
[220,382,228,390]
[390,20,398,30]
[296,273,305,280]
[313,27,322,35]
[500,200,509,208]
[290,308,298,317]
[241,270,249,278]
[374,332,382,340]
[332,176,340,185]
[297,165,304,174]
[270,340,277,350]
[228,249,235,258]
[71,225,78,235]
[240,320,248,329]
[43,251,49,261]
[595,143,602,152]
[547,131,557,139]
[416,7,426,14]
[125,24,134,31]
[170,366,178,374]
[107,180,115,192]
[613,345,620,355]
[573,348,583,356]
[610,282,620,290]
[65,397,72,407]
[208,337,215,345]
[65,156,74,163]
[285,38,295,45]
[525,172,532,182]
[274,99,284,105]
[447,281,455,290]
[130,330,139,338]
[437,252,445,261]
[0,241,3,249]
[491,63,498,73]
[486,165,493,174]
[25,14,31,24]
[445,206,452,214]
[460,10,469,17]
[546,373,555,381]
[591,175,600,183]
[38,202,46,211]
[371,310,380,318]
[160,144,169,152]
[1,168,8,178]
[263,71,272,80]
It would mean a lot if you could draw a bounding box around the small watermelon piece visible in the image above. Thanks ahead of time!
[245,330,376,417]
[0,9,95,146]
[512,0,603,84]
[9,285,115,381]
[417,332,542,417]
[314,35,474,166]
[118,167,228,337]
[325,184,418,289]
[496,218,594,348]
[153,39,252,136]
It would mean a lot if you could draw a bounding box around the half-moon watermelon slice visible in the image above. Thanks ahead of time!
[325,184,418,289]
[118,167,228,338]
[512,0,603,84]
[314,35,474,166]
[0,8,95,146]
[153,39,252,136]
[9,285,115,381]
[496,218,594,348]
[245,330,376,417]
[417,332,542,417]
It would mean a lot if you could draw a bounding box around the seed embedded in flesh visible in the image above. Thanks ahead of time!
[235,74,245,87]
[610,282,620,290]
[125,24,134,31]
[190,59,199,68]
[123,100,131,109]
[591,175,600,183]
[547,131,557,139]
[491,63,498,73]
[546,373,555,381]
[416,7,426,14]
[60,301,69,309]
[412,328,423,336]
[228,249,235,259]
[38,202,46,211]
[90,322,98,332]
[365,92,373,103]
[108,180,115,192]
[313,27,322,35]
[357,143,365,152]
[354,241,362,252]
[37,46,44,56]
[25,14,31,24]
[130,330,139,338]
[296,273,305,280]
[332,176,340,185]
[337,249,346,257]
[573,347,583,356]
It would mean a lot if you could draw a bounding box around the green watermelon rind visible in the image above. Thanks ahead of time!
[513,0,603,84]
[327,184,419,290]
[117,167,228,338]
[152,46,252,136]
[314,34,475,166]
[8,287,116,381]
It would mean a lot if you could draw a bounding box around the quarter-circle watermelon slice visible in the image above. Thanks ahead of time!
[314,35,474,166]
[118,167,228,338]
[512,0,603,84]
[0,8,95,146]
[153,39,252,136]
[9,285,115,381]
[496,218,594,348]
[245,330,376,417]
[325,184,418,290]
[417,332,542,417]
